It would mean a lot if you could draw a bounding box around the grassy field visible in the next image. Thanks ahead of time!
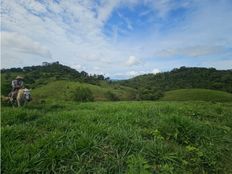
[161,89,232,102]
[1,101,232,173]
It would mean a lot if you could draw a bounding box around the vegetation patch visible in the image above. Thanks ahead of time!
[72,86,94,102]
[161,89,232,102]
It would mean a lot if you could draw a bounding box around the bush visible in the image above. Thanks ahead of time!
[105,91,119,101]
[72,87,94,102]
[138,89,164,100]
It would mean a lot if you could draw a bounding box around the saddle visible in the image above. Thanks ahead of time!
[9,89,19,102]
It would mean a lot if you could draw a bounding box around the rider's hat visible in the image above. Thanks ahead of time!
[16,76,23,80]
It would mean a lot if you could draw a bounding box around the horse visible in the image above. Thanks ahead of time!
[10,88,32,107]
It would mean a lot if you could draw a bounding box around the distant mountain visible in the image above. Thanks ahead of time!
[117,67,232,100]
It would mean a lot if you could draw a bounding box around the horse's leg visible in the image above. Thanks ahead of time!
[9,97,15,108]
[17,98,21,107]
[23,101,27,107]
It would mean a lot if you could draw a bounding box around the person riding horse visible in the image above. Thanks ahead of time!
[10,76,24,102]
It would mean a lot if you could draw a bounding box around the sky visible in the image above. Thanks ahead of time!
[1,0,232,79]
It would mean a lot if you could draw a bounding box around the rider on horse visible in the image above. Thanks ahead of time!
[9,76,24,102]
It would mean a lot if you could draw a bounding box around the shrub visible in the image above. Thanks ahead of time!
[105,91,119,101]
[72,87,94,102]
[138,89,164,100]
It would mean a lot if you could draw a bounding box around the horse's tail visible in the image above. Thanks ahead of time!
[1,96,9,102]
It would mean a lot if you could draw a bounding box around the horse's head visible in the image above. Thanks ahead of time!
[23,88,31,101]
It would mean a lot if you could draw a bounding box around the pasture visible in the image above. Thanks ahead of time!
[31,80,137,101]
[1,101,232,173]
[161,89,232,102]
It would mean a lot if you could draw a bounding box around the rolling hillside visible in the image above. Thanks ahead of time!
[1,62,111,96]
[1,64,232,102]
[32,80,136,102]
[160,89,232,102]
[119,67,232,99]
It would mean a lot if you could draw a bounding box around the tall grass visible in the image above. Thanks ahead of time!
[1,101,232,173]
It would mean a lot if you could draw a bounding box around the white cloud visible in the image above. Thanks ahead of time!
[112,68,160,79]
[155,45,227,57]
[1,0,123,68]
[152,68,160,74]
[201,59,232,70]
[127,69,160,77]
[128,70,139,76]
[1,32,51,58]
[19,0,47,14]
[94,66,101,71]
[139,10,151,17]
[71,64,85,71]
[97,0,121,23]
[125,56,141,66]
[1,31,52,68]
[146,0,192,18]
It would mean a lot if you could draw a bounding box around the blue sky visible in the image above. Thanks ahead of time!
[1,0,232,79]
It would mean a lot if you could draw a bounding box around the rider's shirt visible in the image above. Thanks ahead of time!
[12,80,24,90]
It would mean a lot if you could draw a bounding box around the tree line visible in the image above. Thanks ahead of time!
[1,63,110,96]
[118,66,232,100]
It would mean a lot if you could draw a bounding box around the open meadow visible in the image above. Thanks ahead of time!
[1,101,232,173]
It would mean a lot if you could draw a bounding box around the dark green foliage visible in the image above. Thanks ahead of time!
[72,87,94,102]
[137,88,164,100]
[119,67,232,96]
[104,91,119,101]
[1,63,110,93]
[1,72,14,96]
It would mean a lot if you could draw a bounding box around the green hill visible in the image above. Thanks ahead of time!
[1,63,137,102]
[1,62,111,96]
[161,89,232,102]
[31,80,136,102]
[119,67,232,100]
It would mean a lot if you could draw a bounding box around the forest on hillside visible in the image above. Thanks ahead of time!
[1,63,110,96]
[119,67,232,100]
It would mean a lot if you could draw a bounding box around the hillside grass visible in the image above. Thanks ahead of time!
[161,89,232,102]
[31,80,136,102]
[1,101,232,173]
